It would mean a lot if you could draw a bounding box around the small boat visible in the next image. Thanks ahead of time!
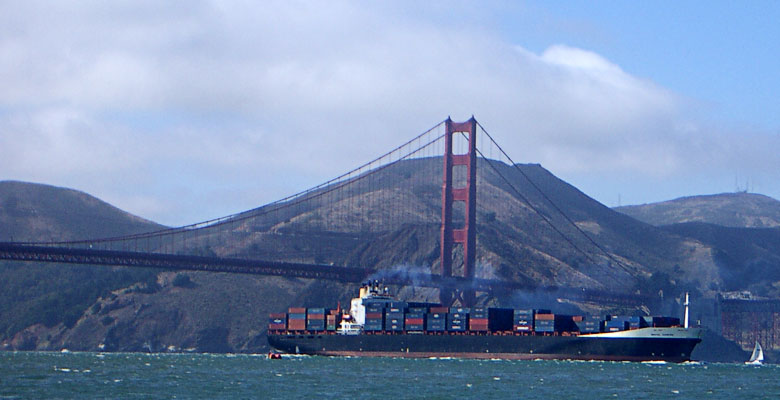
[267,352,282,360]
[746,341,764,365]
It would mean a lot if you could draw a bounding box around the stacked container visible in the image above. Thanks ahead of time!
[448,308,469,332]
[534,312,555,333]
[426,312,446,331]
[364,303,384,331]
[487,308,514,332]
[405,312,425,332]
[513,309,534,332]
[469,307,489,332]
[287,307,307,331]
[268,313,287,331]
[628,316,643,330]
[326,312,341,331]
[307,308,326,331]
[575,316,601,333]
[385,309,404,332]
[604,316,630,332]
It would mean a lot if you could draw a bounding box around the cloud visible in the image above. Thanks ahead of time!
[0,1,777,225]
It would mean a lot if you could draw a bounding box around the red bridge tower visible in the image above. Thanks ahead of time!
[440,117,477,306]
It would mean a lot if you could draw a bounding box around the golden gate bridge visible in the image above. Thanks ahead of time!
[0,117,650,307]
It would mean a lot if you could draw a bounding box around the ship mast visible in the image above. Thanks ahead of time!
[683,292,690,329]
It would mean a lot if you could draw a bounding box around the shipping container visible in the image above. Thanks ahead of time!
[604,320,627,332]
[552,315,578,332]
[535,313,555,321]
[269,313,287,319]
[287,320,306,330]
[429,306,449,313]
[450,307,471,314]
[268,318,286,325]
[307,314,325,320]
[488,308,514,331]
[405,318,424,325]
[288,313,306,320]
[306,322,325,331]
[575,321,600,333]
[288,307,306,314]
[408,307,428,314]
[513,324,532,332]
[534,320,555,332]
[365,312,383,319]
[268,323,286,330]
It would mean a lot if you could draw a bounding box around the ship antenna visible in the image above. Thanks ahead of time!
[683,292,690,329]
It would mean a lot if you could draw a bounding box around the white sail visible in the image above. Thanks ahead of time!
[747,341,764,364]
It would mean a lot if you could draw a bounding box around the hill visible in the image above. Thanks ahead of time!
[0,181,165,344]
[0,181,162,241]
[614,193,780,228]
[661,222,780,296]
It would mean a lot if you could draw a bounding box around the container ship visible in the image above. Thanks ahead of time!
[268,282,702,362]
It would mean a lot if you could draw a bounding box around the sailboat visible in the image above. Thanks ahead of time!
[746,341,764,365]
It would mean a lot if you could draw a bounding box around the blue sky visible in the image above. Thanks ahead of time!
[502,2,780,129]
[0,1,778,226]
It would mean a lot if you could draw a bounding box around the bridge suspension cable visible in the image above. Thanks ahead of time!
[473,122,635,277]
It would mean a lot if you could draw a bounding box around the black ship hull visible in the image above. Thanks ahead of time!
[268,330,701,362]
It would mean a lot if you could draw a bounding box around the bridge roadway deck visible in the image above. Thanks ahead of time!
[0,243,652,306]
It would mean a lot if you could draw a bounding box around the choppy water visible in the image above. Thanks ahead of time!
[0,351,776,399]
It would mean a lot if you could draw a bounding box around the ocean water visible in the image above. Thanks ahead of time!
[0,352,776,399]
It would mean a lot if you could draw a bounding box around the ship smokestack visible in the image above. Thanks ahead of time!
[683,292,690,329]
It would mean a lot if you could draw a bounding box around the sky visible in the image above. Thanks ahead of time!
[1,1,778,226]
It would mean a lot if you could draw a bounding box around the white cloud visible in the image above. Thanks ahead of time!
[0,1,777,225]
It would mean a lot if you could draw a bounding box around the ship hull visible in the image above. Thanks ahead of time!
[269,329,701,362]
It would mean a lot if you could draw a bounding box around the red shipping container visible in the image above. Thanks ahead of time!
[307,314,325,320]
[430,307,449,313]
[535,314,555,320]
[268,323,286,330]
[404,318,424,325]
[288,307,306,314]
[269,313,286,319]
[287,320,306,330]
[365,313,383,319]
[469,318,489,324]
[572,315,584,322]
